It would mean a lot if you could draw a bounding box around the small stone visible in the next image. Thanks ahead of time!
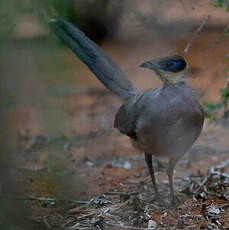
[147,219,157,229]
[206,203,220,216]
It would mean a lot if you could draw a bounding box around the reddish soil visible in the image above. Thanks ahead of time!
[3,26,229,229]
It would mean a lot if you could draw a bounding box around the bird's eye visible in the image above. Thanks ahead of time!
[168,60,181,68]
[160,59,186,72]
[166,62,173,68]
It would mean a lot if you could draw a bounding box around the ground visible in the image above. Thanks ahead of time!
[2,26,229,229]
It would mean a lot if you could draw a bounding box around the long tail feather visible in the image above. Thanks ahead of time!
[49,18,137,100]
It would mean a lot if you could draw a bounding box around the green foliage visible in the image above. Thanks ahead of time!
[51,0,75,20]
[202,88,229,123]
[0,0,76,38]
[220,88,229,105]
[31,0,76,26]
[202,102,218,123]
[203,0,229,123]
[215,0,224,7]
[213,0,229,11]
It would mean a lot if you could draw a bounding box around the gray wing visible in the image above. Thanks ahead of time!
[50,18,137,101]
[114,92,145,139]
[114,87,164,139]
[114,104,137,139]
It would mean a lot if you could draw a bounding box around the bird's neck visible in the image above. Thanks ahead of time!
[162,75,188,86]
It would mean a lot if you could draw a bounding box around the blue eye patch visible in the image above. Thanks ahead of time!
[159,59,186,72]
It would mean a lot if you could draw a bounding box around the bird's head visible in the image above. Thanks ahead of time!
[140,55,188,84]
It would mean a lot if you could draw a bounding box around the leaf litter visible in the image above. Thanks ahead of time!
[29,158,229,229]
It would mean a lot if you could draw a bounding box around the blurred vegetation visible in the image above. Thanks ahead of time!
[203,57,229,124]
[213,0,229,11]
[203,2,229,125]
[0,0,229,228]
[0,0,122,137]
[203,87,229,122]
[0,0,121,43]
[0,1,76,228]
[0,0,75,35]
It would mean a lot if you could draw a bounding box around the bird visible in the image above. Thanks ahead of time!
[50,18,204,208]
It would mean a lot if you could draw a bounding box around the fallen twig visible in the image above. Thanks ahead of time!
[19,195,89,204]
[104,191,139,196]
[43,216,52,229]
[184,158,229,199]
[184,11,212,54]
[30,158,229,229]
[106,222,155,230]
[191,24,229,78]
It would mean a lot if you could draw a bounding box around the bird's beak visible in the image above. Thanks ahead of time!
[140,61,152,68]
[139,60,159,71]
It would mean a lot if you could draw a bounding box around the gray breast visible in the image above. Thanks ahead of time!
[115,82,204,160]
[134,83,204,158]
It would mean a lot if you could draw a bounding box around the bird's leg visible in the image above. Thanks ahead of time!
[167,158,177,208]
[144,153,159,198]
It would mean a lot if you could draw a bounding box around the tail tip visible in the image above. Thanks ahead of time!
[49,18,59,24]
